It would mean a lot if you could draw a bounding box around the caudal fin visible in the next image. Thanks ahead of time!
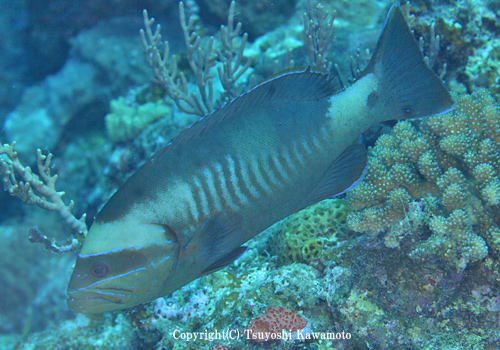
[362,3,453,121]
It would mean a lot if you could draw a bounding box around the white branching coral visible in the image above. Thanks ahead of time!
[140,0,251,116]
[0,142,87,252]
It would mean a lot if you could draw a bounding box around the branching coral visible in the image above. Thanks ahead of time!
[0,142,87,252]
[303,0,335,70]
[347,89,500,271]
[140,1,251,116]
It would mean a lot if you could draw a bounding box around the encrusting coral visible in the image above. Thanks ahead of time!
[347,89,500,271]
[209,343,231,350]
[269,198,350,265]
[105,93,172,143]
[245,306,310,343]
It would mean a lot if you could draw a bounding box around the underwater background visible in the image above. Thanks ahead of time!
[0,0,499,349]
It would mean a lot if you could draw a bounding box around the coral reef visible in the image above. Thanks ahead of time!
[210,343,231,350]
[3,0,500,349]
[269,198,350,265]
[12,313,136,350]
[105,93,172,143]
[245,306,310,343]
[347,89,499,271]
[407,0,500,97]
[127,252,333,350]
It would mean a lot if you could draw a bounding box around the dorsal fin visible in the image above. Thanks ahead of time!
[153,66,337,161]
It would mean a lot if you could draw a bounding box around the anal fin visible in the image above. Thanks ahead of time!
[307,143,367,204]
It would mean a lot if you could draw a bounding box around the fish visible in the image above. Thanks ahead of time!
[67,4,453,313]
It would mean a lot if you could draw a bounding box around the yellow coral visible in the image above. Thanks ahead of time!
[347,89,500,271]
[348,207,390,236]
[481,180,500,206]
[473,163,496,183]
[436,167,467,190]
[301,239,325,262]
[273,199,350,264]
[417,150,442,182]
[439,134,471,157]
[105,96,172,143]
[484,226,500,255]
[412,209,488,271]
[441,183,465,212]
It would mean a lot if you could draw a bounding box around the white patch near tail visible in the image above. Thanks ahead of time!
[327,73,378,125]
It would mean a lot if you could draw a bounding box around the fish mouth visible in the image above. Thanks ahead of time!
[67,288,132,313]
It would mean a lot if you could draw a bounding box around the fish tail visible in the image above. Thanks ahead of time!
[361,3,453,121]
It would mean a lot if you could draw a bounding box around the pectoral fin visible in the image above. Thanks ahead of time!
[181,214,242,265]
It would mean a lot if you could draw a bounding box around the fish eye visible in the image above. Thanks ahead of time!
[403,106,413,115]
[91,263,109,278]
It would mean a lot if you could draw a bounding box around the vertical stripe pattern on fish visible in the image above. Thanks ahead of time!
[67,4,453,313]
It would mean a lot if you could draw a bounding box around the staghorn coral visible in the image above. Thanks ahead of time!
[347,89,500,271]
